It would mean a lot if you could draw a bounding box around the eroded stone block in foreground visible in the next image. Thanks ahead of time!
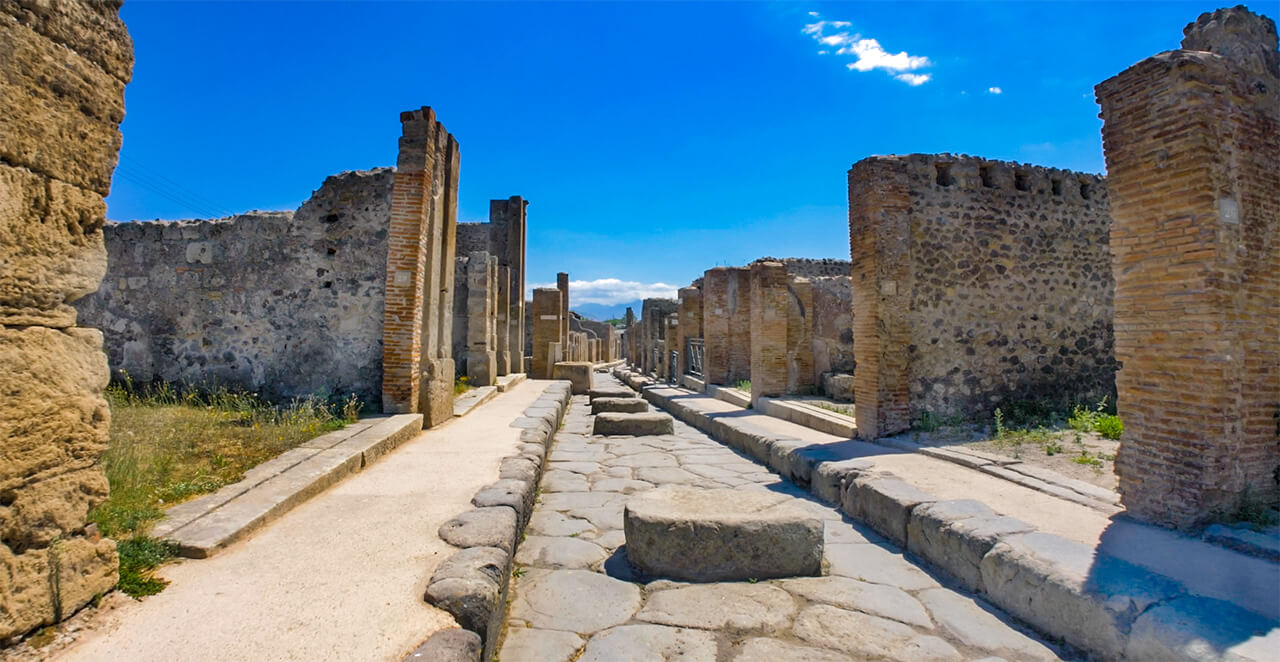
[592,412,673,436]
[590,397,648,415]
[624,486,823,581]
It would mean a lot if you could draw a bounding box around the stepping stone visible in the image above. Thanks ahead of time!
[588,387,637,401]
[516,536,608,569]
[593,412,674,436]
[553,361,594,394]
[624,486,823,581]
[591,397,649,414]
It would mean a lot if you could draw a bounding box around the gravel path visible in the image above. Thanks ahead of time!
[497,375,1070,661]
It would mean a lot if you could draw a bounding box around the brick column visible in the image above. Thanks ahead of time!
[495,265,511,375]
[702,269,731,384]
[420,119,460,427]
[531,287,561,379]
[1096,7,1279,529]
[848,157,913,439]
[677,286,702,377]
[787,276,816,393]
[726,267,753,384]
[750,261,790,406]
[464,251,496,385]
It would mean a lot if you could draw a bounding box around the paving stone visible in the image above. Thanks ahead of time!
[1124,595,1280,662]
[916,588,1060,661]
[590,529,627,550]
[681,463,741,479]
[780,576,933,629]
[547,461,602,475]
[578,624,718,662]
[539,491,625,511]
[439,507,518,552]
[594,412,675,436]
[825,520,882,545]
[543,470,591,493]
[499,457,540,482]
[527,511,595,537]
[603,466,633,478]
[567,504,625,530]
[732,638,853,662]
[824,543,941,591]
[515,535,608,569]
[498,627,583,662]
[472,479,535,519]
[606,452,679,468]
[636,582,797,633]
[793,604,963,662]
[407,628,483,661]
[635,466,701,484]
[508,569,642,634]
[553,450,613,463]
[591,478,653,493]
[624,486,822,581]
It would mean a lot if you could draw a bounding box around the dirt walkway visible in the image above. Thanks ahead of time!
[56,380,554,662]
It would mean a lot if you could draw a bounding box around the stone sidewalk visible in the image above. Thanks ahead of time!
[496,375,1066,661]
[53,381,561,662]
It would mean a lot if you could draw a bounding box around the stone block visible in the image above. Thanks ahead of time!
[471,478,535,524]
[906,500,1035,593]
[405,628,483,662]
[850,475,936,547]
[590,397,648,415]
[0,0,135,82]
[811,458,875,504]
[0,20,127,195]
[587,387,635,401]
[424,546,510,639]
[624,486,823,581]
[551,361,592,394]
[1124,596,1279,662]
[420,357,455,429]
[465,349,496,387]
[438,507,518,553]
[592,412,674,436]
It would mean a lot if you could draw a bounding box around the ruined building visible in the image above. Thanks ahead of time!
[451,197,529,386]
[0,0,133,639]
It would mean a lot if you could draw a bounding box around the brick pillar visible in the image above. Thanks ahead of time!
[556,272,570,350]
[677,286,702,377]
[702,269,731,384]
[726,267,753,384]
[1096,7,1279,529]
[421,118,460,427]
[787,276,816,393]
[531,287,561,379]
[848,157,913,439]
[0,1,131,638]
[750,261,790,405]
[465,251,496,386]
[495,265,511,375]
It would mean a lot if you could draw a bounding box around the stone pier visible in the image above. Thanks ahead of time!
[532,287,562,379]
[557,272,570,351]
[676,286,702,379]
[701,267,751,386]
[1096,6,1279,529]
[749,261,789,406]
[464,252,498,386]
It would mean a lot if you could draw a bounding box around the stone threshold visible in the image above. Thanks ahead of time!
[410,380,575,662]
[152,413,424,559]
[496,372,527,392]
[757,396,858,438]
[453,374,528,418]
[614,367,1279,662]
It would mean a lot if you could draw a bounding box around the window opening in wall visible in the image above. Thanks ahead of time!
[1014,171,1030,191]
[1079,180,1091,199]
[980,165,995,188]
[1051,179,1063,196]
[935,163,954,187]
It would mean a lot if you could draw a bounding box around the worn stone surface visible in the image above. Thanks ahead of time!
[1124,596,1280,662]
[587,387,635,401]
[0,0,130,640]
[514,536,607,569]
[793,604,962,662]
[406,628,483,662]
[625,486,822,581]
[552,361,593,394]
[590,397,648,414]
[507,569,642,634]
[907,500,1035,592]
[424,546,510,638]
[918,588,1061,661]
[733,638,853,662]
[851,475,936,547]
[780,576,932,629]
[578,624,718,662]
[637,583,797,633]
[824,543,940,591]
[438,507,518,552]
[593,412,674,436]
[497,627,583,662]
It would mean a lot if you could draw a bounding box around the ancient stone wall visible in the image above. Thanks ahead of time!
[531,288,561,379]
[639,298,678,376]
[810,275,855,392]
[78,170,394,407]
[1096,6,1279,529]
[757,257,852,279]
[676,286,702,377]
[381,107,459,427]
[701,267,751,385]
[849,154,1116,438]
[0,0,133,639]
[749,261,790,404]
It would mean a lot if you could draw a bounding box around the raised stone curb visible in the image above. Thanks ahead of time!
[405,628,483,661]
[154,413,423,558]
[611,367,1278,662]
[592,412,674,436]
[453,385,499,417]
[419,380,574,662]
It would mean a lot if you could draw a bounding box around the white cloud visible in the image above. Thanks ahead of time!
[896,73,932,86]
[987,86,1003,94]
[803,15,932,85]
[526,278,679,305]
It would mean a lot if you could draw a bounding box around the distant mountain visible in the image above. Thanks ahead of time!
[572,301,640,322]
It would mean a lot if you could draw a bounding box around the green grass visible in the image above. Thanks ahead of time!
[733,380,751,393]
[92,377,360,597]
[813,401,856,418]
[454,375,474,396]
[1068,397,1124,440]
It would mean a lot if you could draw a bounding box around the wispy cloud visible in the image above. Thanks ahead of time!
[803,13,932,85]
[526,278,679,305]
[987,86,1003,95]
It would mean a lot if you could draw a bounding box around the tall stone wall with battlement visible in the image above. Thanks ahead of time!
[77,169,395,408]
[1,0,133,639]
[849,154,1117,438]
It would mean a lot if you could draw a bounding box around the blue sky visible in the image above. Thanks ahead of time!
[108,0,1217,304]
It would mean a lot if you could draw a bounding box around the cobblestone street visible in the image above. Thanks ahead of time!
[498,376,1067,662]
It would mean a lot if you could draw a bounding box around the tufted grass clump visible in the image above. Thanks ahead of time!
[91,376,361,596]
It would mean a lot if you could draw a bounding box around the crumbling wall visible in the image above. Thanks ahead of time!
[0,0,133,638]
[1097,6,1279,529]
[849,154,1116,437]
[77,169,394,407]
[810,276,855,399]
[701,267,751,385]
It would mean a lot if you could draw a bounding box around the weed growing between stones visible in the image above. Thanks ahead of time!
[454,375,474,396]
[812,401,856,418]
[1068,397,1124,440]
[91,376,361,596]
[733,380,751,393]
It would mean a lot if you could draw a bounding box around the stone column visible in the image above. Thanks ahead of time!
[786,277,816,393]
[531,287,562,379]
[677,286,702,377]
[624,307,636,363]
[1096,6,1280,529]
[495,265,511,375]
[702,269,731,384]
[421,118,460,428]
[556,272,570,349]
[663,314,680,381]
[726,267,753,385]
[465,251,496,386]
[750,261,790,406]
[0,1,132,638]
[848,157,913,439]
[490,197,527,374]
